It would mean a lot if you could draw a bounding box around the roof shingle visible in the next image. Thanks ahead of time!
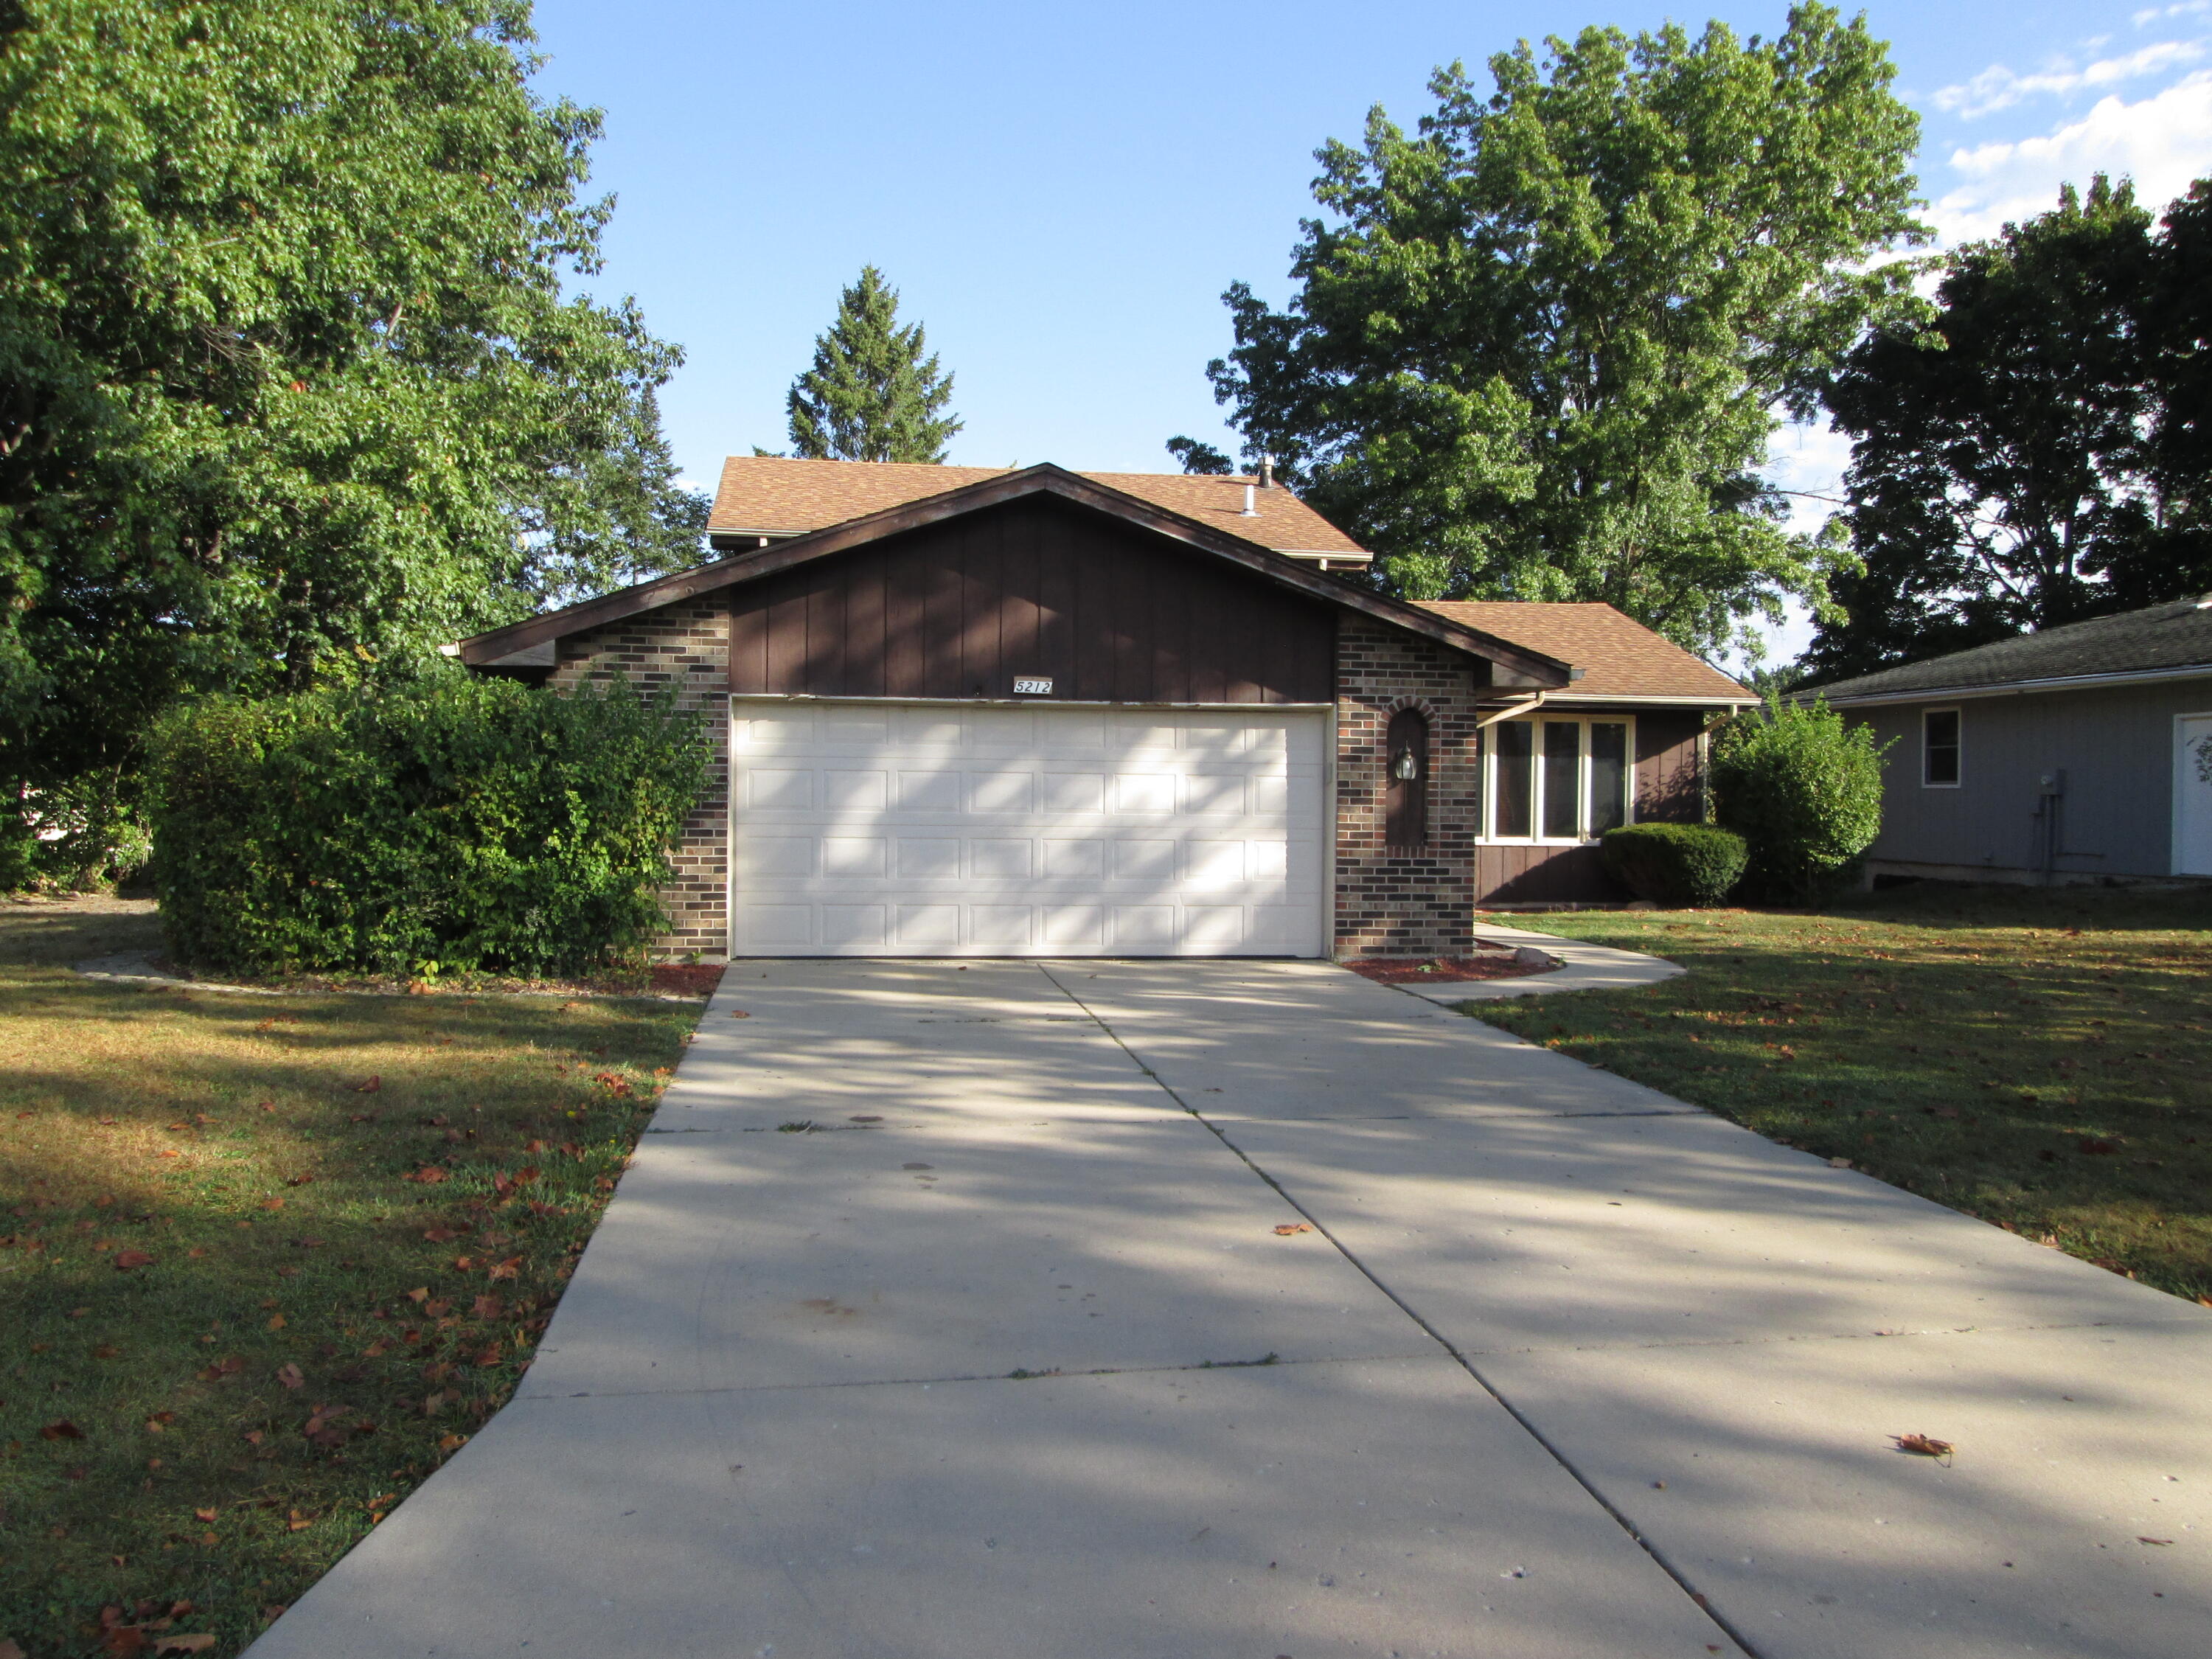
[1415,601,1751,703]
[1814,596,2212,703]
[708,456,1368,558]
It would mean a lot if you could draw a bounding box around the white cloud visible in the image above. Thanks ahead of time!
[2135,1,2210,26]
[1933,38,2206,116]
[1932,69,2212,243]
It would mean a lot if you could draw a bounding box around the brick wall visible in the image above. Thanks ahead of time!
[549,599,731,960]
[1335,617,1482,958]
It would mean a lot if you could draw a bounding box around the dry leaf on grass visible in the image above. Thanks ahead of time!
[1890,1433,1955,1462]
[39,1419,83,1441]
[113,1250,155,1270]
[153,1637,215,1654]
[353,1076,382,1093]
[274,1363,304,1390]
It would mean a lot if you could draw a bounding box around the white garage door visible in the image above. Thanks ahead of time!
[729,700,1327,956]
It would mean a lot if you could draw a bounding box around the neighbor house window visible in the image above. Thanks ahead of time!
[1484,717,1634,841]
[1923,708,1961,787]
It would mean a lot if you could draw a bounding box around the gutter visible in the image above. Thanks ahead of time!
[1812,661,2212,708]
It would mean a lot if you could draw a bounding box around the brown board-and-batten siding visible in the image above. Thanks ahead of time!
[726,496,1338,705]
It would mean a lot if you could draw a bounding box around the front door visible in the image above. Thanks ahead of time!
[2178,714,2212,876]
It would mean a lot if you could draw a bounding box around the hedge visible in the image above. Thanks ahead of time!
[1599,823,1747,907]
[145,672,706,977]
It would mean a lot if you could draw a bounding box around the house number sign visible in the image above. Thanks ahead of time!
[1012,677,1054,695]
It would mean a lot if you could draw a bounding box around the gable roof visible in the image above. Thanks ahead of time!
[709,456,1368,561]
[1416,602,1753,704]
[459,464,1566,687]
[1813,595,2212,705]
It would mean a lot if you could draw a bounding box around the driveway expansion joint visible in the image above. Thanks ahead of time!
[1034,961,1764,1659]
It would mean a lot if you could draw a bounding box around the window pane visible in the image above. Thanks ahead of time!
[1589,723,1629,833]
[1543,722,1582,838]
[1492,720,1533,838]
[1924,709,1961,785]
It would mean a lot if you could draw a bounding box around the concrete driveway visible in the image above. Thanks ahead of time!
[251,960,2212,1659]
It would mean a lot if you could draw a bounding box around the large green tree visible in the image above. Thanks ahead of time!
[1203,5,1927,655]
[1806,178,2160,681]
[0,0,703,845]
[786,266,962,463]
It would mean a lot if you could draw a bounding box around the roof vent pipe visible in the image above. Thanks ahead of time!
[1259,454,1274,490]
[1241,483,1258,516]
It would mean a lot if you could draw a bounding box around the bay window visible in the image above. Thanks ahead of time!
[1484,717,1634,842]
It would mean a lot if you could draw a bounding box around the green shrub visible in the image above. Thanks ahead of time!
[1711,693,1890,905]
[1599,823,1747,906]
[146,670,707,977]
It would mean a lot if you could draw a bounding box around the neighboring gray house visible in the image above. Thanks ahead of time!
[1815,596,2212,886]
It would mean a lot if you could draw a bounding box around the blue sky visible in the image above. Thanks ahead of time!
[527,0,2212,661]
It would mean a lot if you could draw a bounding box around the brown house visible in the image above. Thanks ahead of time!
[456,459,1749,959]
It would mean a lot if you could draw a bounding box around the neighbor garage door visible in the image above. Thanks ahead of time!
[728,701,1326,956]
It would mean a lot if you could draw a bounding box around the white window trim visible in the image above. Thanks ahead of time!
[1922,706,1963,789]
[1480,714,1637,845]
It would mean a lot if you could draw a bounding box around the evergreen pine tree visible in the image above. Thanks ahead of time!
[787,268,963,462]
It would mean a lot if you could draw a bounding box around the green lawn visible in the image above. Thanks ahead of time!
[0,897,703,1658]
[1472,885,2212,1304]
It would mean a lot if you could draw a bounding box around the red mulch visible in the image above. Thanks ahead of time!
[647,963,727,998]
[1346,953,1551,985]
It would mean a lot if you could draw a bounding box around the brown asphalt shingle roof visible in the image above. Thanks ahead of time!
[1416,601,1752,703]
[709,456,1368,558]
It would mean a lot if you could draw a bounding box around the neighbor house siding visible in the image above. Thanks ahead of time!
[726,495,1338,705]
[549,599,732,958]
[1335,618,1483,956]
[1851,676,2212,881]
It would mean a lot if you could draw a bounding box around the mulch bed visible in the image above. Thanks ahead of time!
[1346,953,1554,985]
[646,962,727,998]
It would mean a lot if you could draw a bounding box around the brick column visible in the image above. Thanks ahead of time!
[550,598,731,960]
[1333,617,1481,958]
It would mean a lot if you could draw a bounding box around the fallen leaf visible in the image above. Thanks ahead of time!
[524,1138,548,1152]
[405,1287,430,1304]
[2139,1536,2174,1545]
[409,1166,447,1185]
[485,1256,522,1281]
[274,1363,305,1390]
[153,1637,216,1655]
[728,1009,751,1018]
[260,1197,285,1211]
[196,1355,246,1382]
[1271,1222,1312,1237]
[265,1312,287,1331]
[283,1173,314,1187]
[113,1250,155,1270]
[1890,1433,1955,1462]
[354,1077,382,1093]
[39,1419,84,1441]
[470,1294,503,1319]
[437,1432,465,1453]
[422,1298,451,1318]
[94,1343,122,1359]
[2076,1137,2119,1155]
[287,1509,313,1531]
[193,1507,217,1523]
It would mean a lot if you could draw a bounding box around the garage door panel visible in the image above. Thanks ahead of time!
[731,702,1324,957]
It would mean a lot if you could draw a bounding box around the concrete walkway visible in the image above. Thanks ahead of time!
[250,961,2212,1659]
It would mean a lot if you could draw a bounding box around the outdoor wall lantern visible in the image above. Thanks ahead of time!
[1385,708,1430,851]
